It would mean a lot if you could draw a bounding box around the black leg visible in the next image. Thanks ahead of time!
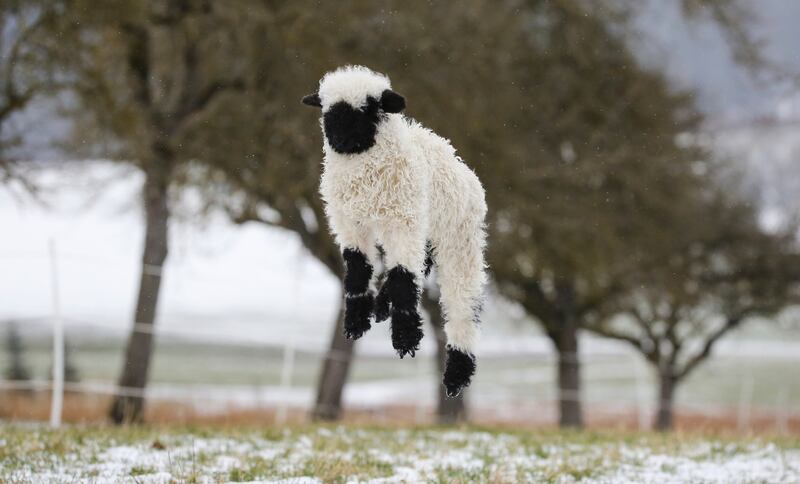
[342,248,374,340]
[374,288,392,323]
[443,346,476,397]
[377,265,424,358]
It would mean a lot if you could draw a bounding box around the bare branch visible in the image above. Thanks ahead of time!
[675,316,741,380]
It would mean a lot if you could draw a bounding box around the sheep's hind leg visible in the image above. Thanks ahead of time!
[436,225,486,397]
[376,229,426,358]
[380,266,424,357]
[375,241,433,324]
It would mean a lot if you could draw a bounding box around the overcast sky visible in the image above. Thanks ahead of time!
[636,0,800,118]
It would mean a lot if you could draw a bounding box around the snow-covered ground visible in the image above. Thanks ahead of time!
[3,425,798,483]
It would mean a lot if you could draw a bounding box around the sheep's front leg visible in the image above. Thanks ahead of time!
[375,225,426,358]
[330,211,376,340]
[342,247,375,339]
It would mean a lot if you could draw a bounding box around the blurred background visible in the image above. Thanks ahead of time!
[1,0,799,434]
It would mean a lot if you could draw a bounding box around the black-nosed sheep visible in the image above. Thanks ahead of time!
[302,65,487,397]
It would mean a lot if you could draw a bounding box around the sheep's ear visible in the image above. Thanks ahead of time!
[302,93,322,107]
[380,89,405,113]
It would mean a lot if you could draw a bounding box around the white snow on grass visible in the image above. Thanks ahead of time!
[2,426,798,483]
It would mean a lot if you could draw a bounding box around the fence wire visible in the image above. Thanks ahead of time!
[0,245,797,433]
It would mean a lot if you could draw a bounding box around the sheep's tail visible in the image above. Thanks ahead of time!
[434,221,487,397]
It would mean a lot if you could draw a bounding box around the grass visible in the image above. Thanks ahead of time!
[1,423,798,483]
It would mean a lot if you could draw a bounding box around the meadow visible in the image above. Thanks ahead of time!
[2,424,799,483]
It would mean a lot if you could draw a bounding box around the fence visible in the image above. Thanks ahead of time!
[1,240,798,432]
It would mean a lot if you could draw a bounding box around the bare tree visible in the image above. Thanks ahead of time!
[0,0,64,191]
[203,0,766,427]
[56,0,268,423]
[589,192,800,430]
[231,203,352,421]
[222,169,350,419]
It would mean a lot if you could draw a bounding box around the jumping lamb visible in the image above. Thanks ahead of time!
[302,65,487,397]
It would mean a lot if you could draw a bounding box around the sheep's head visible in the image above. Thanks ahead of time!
[302,66,405,154]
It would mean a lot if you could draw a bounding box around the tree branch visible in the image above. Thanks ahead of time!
[585,323,643,350]
[675,316,741,380]
[173,79,246,134]
[520,279,559,332]
[1,5,49,121]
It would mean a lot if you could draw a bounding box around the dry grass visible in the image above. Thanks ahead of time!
[1,389,798,437]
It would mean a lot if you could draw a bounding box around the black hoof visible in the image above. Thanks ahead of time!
[443,347,476,397]
[344,292,374,340]
[391,308,423,358]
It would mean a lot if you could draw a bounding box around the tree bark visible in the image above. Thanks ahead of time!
[555,326,582,428]
[553,282,583,428]
[655,370,677,431]
[109,168,170,424]
[422,291,467,424]
[311,301,353,421]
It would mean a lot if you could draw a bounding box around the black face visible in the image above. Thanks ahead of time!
[302,88,406,155]
[323,97,382,154]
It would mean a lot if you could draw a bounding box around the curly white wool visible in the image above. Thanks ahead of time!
[318,66,487,353]
[318,65,391,109]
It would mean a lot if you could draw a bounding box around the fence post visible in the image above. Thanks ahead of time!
[274,243,304,425]
[49,238,64,428]
[275,342,295,425]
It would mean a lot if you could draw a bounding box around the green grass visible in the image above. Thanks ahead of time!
[1,424,798,483]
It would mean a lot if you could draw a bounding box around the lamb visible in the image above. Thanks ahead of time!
[302,65,487,397]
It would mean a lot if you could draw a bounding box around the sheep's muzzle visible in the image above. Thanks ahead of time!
[323,98,382,154]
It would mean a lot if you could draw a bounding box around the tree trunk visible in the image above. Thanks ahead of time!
[555,327,582,428]
[109,169,170,425]
[311,301,353,421]
[655,370,677,431]
[422,291,466,424]
[553,282,583,428]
